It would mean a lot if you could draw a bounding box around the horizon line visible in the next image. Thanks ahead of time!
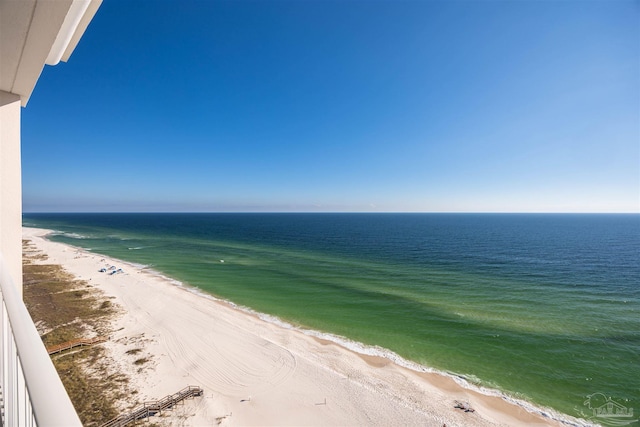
[22,211,640,215]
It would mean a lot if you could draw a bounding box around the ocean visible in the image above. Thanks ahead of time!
[22,213,640,424]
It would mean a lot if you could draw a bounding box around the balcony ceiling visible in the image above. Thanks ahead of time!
[0,0,101,106]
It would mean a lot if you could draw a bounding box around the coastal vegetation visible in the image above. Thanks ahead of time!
[22,240,128,426]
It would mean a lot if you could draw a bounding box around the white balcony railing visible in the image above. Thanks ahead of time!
[0,253,82,426]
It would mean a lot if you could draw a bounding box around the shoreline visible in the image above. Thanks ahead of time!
[24,226,587,426]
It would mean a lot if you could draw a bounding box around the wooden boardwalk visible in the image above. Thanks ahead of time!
[100,386,204,427]
[46,336,108,355]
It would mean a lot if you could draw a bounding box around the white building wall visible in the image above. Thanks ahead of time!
[0,90,22,295]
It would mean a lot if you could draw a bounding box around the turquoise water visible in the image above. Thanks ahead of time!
[23,213,640,423]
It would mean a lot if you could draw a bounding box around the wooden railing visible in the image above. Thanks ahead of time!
[100,386,204,427]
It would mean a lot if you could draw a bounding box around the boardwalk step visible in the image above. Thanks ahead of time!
[100,386,203,427]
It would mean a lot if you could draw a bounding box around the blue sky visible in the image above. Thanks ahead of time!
[22,0,639,212]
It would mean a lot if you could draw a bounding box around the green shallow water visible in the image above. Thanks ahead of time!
[23,213,640,425]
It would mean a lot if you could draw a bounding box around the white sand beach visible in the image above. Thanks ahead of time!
[24,227,566,426]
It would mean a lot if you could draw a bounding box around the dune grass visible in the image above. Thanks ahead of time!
[22,240,130,426]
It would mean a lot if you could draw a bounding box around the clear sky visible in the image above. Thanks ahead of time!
[21,0,639,213]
